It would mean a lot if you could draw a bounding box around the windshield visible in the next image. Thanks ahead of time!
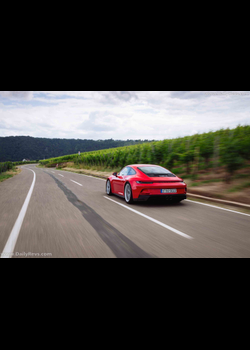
[138,166,176,177]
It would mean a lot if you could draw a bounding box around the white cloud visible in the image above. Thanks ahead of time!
[0,91,33,100]
[0,91,249,140]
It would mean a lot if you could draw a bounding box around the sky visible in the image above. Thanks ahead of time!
[0,91,249,140]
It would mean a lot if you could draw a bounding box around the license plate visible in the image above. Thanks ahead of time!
[161,189,177,194]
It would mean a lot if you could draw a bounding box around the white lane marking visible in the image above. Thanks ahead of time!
[51,171,55,174]
[104,196,193,240]
[186,199,250,217]
[1,168,36,259]
[75,173,106,181]
[58,174,64,177]
[70,179,83,187]
[86,175,105,181]
[58,170,106,181]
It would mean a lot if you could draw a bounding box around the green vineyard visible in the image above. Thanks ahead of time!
[39,125,250,181]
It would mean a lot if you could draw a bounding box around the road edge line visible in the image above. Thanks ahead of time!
[186,199,250,217]
[1,168,36,259]
[187,193,250,209]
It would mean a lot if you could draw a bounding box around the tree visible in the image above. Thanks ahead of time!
[199,132,215,169]
[165,152,179,170]
[220,137,244,183]
[180,150,195,174]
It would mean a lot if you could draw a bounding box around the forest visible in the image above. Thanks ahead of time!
[0,136,150,162]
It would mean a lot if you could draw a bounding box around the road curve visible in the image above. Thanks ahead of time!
[0,164,250,258]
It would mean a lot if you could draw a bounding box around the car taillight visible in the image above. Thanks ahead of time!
[136,181,153,184]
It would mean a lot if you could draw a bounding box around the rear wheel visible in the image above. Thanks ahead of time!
[124,183,133,204]
[106,180,112,196]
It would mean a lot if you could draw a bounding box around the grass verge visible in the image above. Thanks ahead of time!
[228,182,250,193]
[0,168,21,183]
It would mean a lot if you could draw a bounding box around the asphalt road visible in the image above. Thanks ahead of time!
[1,164,250,258]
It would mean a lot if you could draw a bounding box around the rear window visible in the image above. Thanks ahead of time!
[138,166,176,177]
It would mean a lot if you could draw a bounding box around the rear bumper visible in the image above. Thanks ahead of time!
[134,194,187,202]
[131,181,187,199]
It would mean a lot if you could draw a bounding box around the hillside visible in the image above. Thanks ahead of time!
[0,136,151,162]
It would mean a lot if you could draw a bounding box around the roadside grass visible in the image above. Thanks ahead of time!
[190,182,199,187]
[234,173,250,180]
[59,166,115,179]
[200,179,222,184]
[0,167,21,183]
[228,182,250,193]
[65,163,120,174]
[189,179,223,187]
[0,173,13,182]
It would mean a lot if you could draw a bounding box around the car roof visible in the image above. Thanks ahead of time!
[128,164,161,168]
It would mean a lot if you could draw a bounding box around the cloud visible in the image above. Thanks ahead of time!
[110,91,138,101]
[97,91,138,104]
[0,121,24,131]
[170,91,205,100]
[0,91,250,140]
[79,112,117,133]
[0,91,33,100]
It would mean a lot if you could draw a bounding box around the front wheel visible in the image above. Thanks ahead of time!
[124,183,133,204]
[106,180,112,196]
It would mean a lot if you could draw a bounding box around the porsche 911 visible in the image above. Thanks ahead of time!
[106,164,187,204]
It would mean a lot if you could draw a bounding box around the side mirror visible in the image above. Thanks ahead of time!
[113,172,118,177]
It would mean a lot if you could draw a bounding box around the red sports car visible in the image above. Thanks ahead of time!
[106,164,187,204]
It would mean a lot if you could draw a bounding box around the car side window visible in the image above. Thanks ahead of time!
[127,167,136,176]
[120,167,129,176]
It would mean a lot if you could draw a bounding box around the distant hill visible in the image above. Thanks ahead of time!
[0,136,152,162]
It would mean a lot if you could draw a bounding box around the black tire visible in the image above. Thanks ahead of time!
[124,183,134,204]
[106,180,112,196]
